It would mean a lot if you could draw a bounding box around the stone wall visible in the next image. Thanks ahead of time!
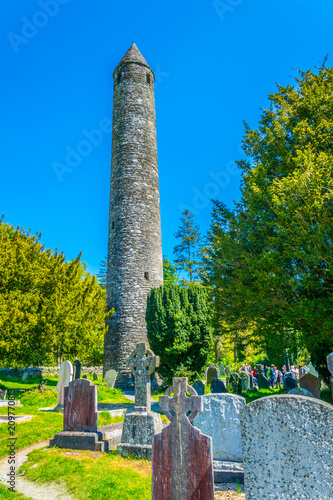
[0,366,103,378]
[104,44,163,389]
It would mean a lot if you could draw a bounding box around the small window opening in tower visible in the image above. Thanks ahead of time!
[146,73,151,84]
[112,221,115,230]
[117,73,121,84]
[144,272,149,280]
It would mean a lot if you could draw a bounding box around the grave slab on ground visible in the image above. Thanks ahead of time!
[152,377,214,500]
[240,394,333,500]
[118,343,162,460]
[50,378,110,452]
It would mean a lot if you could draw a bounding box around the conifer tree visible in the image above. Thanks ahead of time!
[173,210,201,283]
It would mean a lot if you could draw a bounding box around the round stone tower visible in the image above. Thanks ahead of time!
[103,43,163,389]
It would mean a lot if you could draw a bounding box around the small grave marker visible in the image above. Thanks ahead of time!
[104,369,117,388]
[73,360,81,380]
[193,380,205,395]
[55,360,73,408]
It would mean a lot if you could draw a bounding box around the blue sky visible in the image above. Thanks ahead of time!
[1,0,333,277]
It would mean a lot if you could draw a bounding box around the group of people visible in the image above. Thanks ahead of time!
[239,362,299,389]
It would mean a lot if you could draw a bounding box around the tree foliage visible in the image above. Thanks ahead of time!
[203,65,333,381]
[173,210,201,283]
[146,284,213,384]
[162,257,179,285]
[0,220,111,367]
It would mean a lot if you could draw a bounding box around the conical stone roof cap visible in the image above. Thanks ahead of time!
[115,43,151,71]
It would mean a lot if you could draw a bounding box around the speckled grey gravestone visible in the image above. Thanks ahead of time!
[152,377,214,500]
[210,378,227,394]
[228,372,242,393]
[118,343,162,460]
[239,371,250,391]
[193,380,205,396]
[55,360,73,407]
[206,365,219,386]
[194,393,245,462]
[103,369,117,388]
[289,387,314,398]
[240,395,333,500]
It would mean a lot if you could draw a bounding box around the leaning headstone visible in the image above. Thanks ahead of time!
[21,370,29,382]
[299,373,321,399]
[118,343,162,460]
[257,373,270,390]
[55,360,73,409]
[283,372,298,390]
[93,373,99,381]
[194,393,245,462]
[193,380,205,396]
[50,379,108,451]
[289,387,314,398]
[152,377,214,500]
[210,378,227,394]
[73,359,81,380]
[104,369,117,388]
[240,395,333,499]
[206,364,219,386]
[239,371,250,391]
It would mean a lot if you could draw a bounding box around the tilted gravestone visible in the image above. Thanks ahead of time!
[299,373,320,399]
[289,387,314,398]
[283,372,298,390]
[194,393,245,462]
[240,395,333,499]
[118,343,162,460]
[73,360,81,380]
[152,377,214,500]
[257,373,269,390]
[50,379,108,451]
[55,360,73,408]
[210,378,227,394]
[193,380,205,396]
[239,371,250,391]
[206,365,219,386]
[104,369,117,388]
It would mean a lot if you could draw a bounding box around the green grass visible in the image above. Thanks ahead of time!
[0,484,33,499]
[97,411,124,427]
[244,387,286,404]
[20,448,152,500]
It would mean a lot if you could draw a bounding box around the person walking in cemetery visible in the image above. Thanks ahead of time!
[252,366,259,382]
[291,365,299,380]
[275,366,283,388]
[268,364,276,388]
[281,365,287,377]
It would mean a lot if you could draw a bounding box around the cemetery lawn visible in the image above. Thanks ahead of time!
[20,448,152,500]
[0,484,32,499]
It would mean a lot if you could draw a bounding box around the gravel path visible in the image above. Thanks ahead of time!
[0,440,74,500]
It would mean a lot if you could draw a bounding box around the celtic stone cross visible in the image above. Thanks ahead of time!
[159,377,202,423]
[127,342,159,411]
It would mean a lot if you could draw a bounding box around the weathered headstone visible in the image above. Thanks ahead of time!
[73,359,81,380]
[118,343,162,460]
[21,370,29,382]
[206,364,219,386]
[289,387,314,398]
[152,377,214,500]
[228,372,242,394]
[193,380,205,396]
[299,373,320,399]
[239,371,250,391]
[93,373,99,381]
[103,369,117,388]
[50,378,108,451]
[283,372,298,390]
[55,360,73,408]
[249,374,254,390]
[240,395,333,499]
[257,373,269,390]
[210,378,227,394]
[194,393,245,462]
[219,363,225,377]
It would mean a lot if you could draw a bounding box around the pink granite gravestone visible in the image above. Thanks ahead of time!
[299,373,321,399]
[152,377,214,500]
[64,379,97,432]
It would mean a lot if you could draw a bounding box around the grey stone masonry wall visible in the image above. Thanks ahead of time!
[240,395,333,500]
[104,43,163,389]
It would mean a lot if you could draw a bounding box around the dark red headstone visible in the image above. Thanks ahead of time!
[63,379,97,432]
[152,377,214,500]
